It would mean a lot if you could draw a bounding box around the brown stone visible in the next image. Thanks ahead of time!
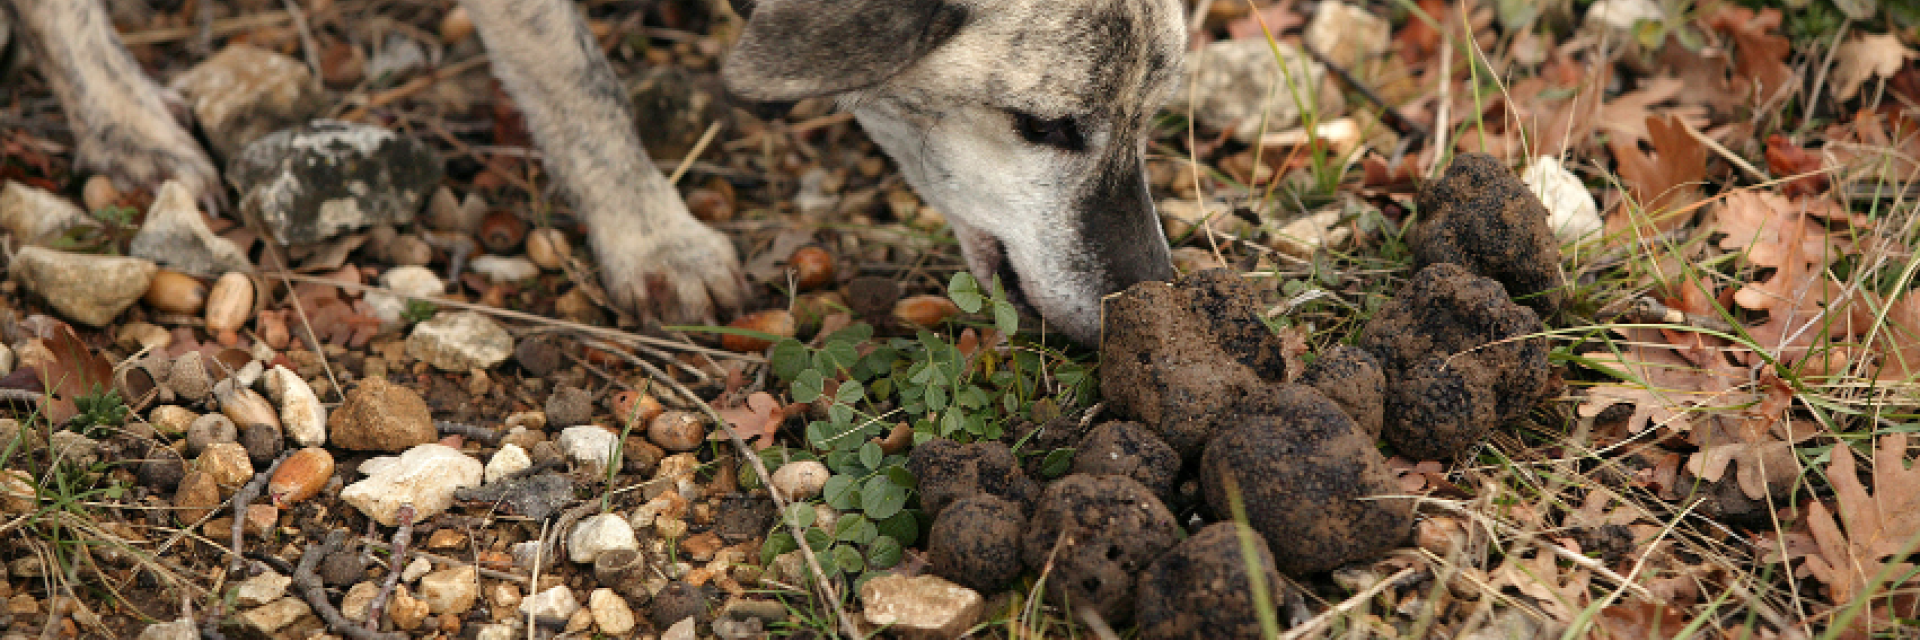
[327,377,436,452]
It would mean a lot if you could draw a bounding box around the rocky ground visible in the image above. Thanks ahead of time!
[3,1,1919,639]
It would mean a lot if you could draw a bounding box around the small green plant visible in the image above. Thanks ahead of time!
[53,205,141,254]
[756,272,1094,584]
[401,299,439,324]
[70,386,128,437]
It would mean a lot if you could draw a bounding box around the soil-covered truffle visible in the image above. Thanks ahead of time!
[1410,152,1566,316]
[1358,263,1551,460]
[927,494,1027,592]
[906,439,1039,519]
[1100,269,1291,459]
[1297,345,1386,439]
[1136,523,1294,640]
[1071,421,1180,502]
[1022,474,1179,623]
[1201,385,1412,575]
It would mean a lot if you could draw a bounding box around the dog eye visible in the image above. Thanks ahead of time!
[1011,111,1086,152]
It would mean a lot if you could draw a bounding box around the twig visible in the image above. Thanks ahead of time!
[356,541,528,584]
[1677,118,1767,183]
[435,420,502,445]
[228,452,292,574]
[364,504,417,633]
[274,272,754,360]
[1300,42,1430,142]
[1278,567,1416,640]
[279,0,323,92]
[340,56,491,122]
[1600,296,1736,335]
[667,122,724,186]
[292,531,405,640]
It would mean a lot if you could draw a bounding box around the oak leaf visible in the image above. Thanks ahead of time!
[1831,33,1916,103]
[1800,434,1920,619]
[1607,115,1706,233]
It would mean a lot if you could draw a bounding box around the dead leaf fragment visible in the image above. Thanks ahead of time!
[1831,33,1916,102]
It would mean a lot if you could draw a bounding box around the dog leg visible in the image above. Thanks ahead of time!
[4,0,219,205]
[461,0,743,324]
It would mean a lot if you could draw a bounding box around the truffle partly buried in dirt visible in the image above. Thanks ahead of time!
[1201,385,1412,575]
[1359,263,1551,460]
[927,494,1027,593]
[1022,474,1179,623]
[1071,421,1180,502]
[1297,345,1386,439]
[906,439,1039,518]
[1410,152,1566,316]
[1100,269,1291,459]
[1136,523,1295,640]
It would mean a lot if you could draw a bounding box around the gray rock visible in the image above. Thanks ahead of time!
[469,255,540,283]
[0,181,89,246]
[365,265,443,324]
[1170,39,1341,143]
[232,571,291,608]
[455,473,572,520]
[227,120,441,245]
[135,618,198,640]
[47,431,99,468]
[239,596,311,635]
[9,247,156,326]
[406,310,514,371]
[130,181,252,275]
[169,45,322,159]
[339,444,482,526]
[519,585,581,622]
[568,513,639,564]
[858,574,983,640]
[556,426,617,477]
[416,565,479,615]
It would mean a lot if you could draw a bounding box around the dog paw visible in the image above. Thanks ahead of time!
[591,219,746,325]
[72,88,221,210]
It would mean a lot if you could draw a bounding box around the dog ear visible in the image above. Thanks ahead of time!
[722,0,967,102]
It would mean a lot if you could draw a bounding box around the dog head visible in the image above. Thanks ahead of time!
[723,0,1186,344]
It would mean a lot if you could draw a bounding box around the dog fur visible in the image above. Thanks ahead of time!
[4,0,1186,343]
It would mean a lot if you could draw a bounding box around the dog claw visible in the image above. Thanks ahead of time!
[592,220,746,327]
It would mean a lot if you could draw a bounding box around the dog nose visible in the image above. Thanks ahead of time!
[1078,156,1175,292]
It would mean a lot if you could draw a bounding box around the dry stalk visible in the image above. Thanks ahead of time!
[364,504,417,632]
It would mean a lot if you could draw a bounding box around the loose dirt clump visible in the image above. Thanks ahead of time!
[906,439,1040,518]
[1070,421,1180,502]
[1358,263,1552,460]
[1297,345,1386,439]
[1135,522,1294,640]
[1201,385,1412,575]
[1409,151,1566,317]
[927,494,1028,593]
[1022,474,1180,623]
[1100,269,1292,459]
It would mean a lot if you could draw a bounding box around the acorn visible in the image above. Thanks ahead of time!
[788,246,836,291]
[525,228,570,270]
[721,310,795,353]
[893,295,961,328]
[268,447,334,507]
[83,175,122,212]
[685,189,733,222]
[205,273,254,346]
[441,6,475,45]
[611,391,664,428]
[145,270,208,315]
[648,411,708,451]
[218,385,282,435]
[478,210,528,254]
